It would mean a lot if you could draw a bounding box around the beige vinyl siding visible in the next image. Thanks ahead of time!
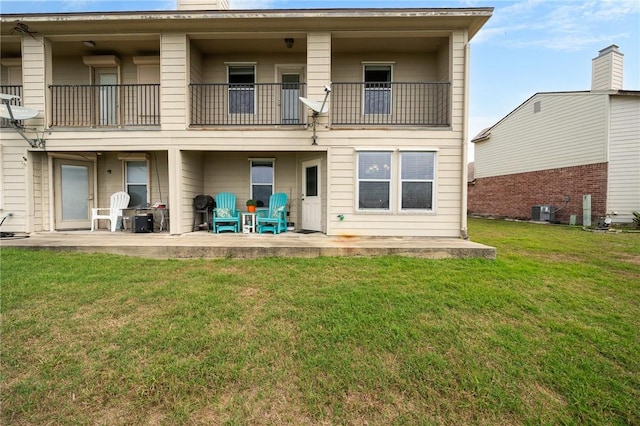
[326,142,462,238]
[95,153,124,209]
[437,40,450,82]
[307,32,331,127]
[22,36,46,129]
[201,53,307,82]
[161,33,188,130]
[331,53,439,81]
[203,151,298,212]
[475,93,609,178]
[608,96,640,222]
[0,142,29,232]
[31,151,48,231]
[180,150,206,234]
[189,40,204,125]
[450,30,466,132]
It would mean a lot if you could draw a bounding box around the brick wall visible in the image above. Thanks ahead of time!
[467,163,608,224]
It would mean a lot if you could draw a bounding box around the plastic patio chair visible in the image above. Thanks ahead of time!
[211,192,241,233]
[256,192,288,234]
[90,191,130,232]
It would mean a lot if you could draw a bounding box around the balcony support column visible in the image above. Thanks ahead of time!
[306,32,332,140]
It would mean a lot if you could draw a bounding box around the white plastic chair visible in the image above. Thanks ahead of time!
[91,191,130,232]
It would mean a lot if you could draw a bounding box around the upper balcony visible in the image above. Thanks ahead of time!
[3,31,452,130]
[188,31,452,129]
[47,36,161,129]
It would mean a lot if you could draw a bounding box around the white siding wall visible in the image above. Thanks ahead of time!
[608,95,640,222]
[475,93,609,178]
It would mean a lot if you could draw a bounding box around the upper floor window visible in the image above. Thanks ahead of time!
[364,64,392,115]
[357,151,391,210]
[400,152,435,211]
[228,65,255,114]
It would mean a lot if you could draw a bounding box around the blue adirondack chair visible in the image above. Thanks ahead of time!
[256,192,288,234]
[211,192,241,233]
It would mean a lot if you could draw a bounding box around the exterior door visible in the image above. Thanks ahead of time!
[301,158,322,231]
[96,71,117,126]
[278,67,304,124]
[54,159,94,230]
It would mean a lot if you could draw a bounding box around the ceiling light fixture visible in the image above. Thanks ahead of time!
[284,38,294,49]
[83,40,96,47]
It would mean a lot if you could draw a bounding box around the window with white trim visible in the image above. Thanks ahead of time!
[357,151,391,210]
[400,151,435,210]
[250,159,274,207]
[364,65,392,115]
[125,160,149,207]
[228,65,255,114]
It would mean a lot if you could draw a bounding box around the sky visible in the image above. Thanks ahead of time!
[2,0,639,160]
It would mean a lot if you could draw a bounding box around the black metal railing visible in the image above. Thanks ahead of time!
[331,82,450,126]
[0,85,23,128]
[49,84,160,127]
[190,83,307,126]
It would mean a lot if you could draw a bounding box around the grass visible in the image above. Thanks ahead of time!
[1,218,639,425]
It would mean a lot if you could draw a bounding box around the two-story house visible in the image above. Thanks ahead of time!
[468,45,640,225]
[0,1,492,237]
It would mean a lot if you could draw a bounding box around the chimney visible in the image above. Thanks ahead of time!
[591,45,623,92]
[177,0,230,10]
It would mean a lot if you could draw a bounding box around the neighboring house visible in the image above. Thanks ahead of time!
[469,45,640,224]
[0,0,492,237]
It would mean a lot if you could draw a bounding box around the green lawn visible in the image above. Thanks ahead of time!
[1,219,639,425]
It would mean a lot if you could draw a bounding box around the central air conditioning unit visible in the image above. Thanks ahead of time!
[531,205,556,222]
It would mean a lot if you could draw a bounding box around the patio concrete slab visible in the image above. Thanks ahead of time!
[1,230,496,260]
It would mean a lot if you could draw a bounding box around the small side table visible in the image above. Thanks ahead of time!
[242,212,257,233]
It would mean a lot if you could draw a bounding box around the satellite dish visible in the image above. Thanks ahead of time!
[0,93,45,148]
[0,93,21,101]
[0,104,39,120]
[0,94,39,120]
[298,96,328,114]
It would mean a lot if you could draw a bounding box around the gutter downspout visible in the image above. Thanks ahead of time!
[460,38,470,240]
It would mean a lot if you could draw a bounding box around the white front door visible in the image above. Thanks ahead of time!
[301,158,322,231]
[54,159,94,230]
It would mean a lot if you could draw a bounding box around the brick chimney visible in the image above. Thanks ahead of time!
[177,0,230,10]
[591,45,623,92]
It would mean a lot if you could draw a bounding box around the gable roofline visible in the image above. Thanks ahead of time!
[470,89,639,143]
[1,8,493,39]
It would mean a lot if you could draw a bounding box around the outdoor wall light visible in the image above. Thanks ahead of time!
[284,38,294,49]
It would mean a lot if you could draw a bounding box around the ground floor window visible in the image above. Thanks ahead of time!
[125,160,148,207]
[250,159,274,207]
[400,151,435,210]
[357,150,436,212]
[357,151,392,210]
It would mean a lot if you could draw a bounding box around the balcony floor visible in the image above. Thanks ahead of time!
[1,230,495,260]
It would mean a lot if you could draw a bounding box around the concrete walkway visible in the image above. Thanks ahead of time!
[1,230,496,260]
